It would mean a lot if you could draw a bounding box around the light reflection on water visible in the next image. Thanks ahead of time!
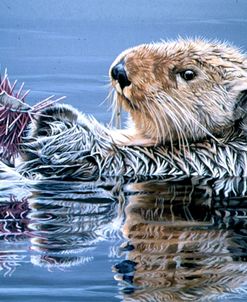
[0,176,247,301]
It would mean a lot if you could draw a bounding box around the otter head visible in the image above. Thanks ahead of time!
[109,39,247,146]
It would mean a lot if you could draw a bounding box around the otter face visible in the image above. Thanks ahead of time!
[110,39,247,146]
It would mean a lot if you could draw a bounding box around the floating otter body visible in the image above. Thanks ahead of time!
[0,39,247,179]
[17,39,247,179]
[19,102,247,179]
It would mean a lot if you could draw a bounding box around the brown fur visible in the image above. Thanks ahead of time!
[109,39,247,147]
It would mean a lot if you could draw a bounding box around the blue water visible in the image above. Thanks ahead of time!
[1,0,247,301]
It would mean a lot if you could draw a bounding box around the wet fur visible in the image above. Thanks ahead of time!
[19,103,247,178]
[19,39,247,179]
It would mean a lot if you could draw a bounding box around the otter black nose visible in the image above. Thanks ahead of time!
[111,62,131,90]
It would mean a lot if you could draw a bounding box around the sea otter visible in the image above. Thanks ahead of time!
[5,38,247,178]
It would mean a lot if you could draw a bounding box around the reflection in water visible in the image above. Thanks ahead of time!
[0,176,247,301]
[117,177,247,301]
[0,180,118,276]
[29,181,118,269]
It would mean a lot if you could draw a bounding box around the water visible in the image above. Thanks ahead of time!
[1,176,247,301]
[1,0,247,301]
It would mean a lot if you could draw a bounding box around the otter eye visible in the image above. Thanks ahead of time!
[180,70,196,81]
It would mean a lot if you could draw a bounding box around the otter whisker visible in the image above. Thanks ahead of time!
[145,99,165,144]
[154,96,188,153]
[158,90,216,143]
[163,98,195,154]
[99,86,114,107]
[173,95,220,142]
[150,90,186,151]
[170,98,208,138]
[158,92,197,141]
[152,100,174,146]
[106,88,117,127]
[144,98,168,146]
[155,105,175,152]
[110,90,121,128]
[146,95,174,151]
[143,100,159,140]
[159,96,189,148]
[162,104,189,153]
[147,88,184,150]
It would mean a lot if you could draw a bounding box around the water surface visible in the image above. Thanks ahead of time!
[1,0,247,301]
[1,176,247,301]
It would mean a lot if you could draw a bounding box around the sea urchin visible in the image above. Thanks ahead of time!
[0,70,65,166]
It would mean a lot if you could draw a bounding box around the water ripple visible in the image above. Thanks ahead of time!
[0,176,247,301]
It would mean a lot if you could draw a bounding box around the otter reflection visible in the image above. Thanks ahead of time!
[0,180,117,274]
[29,181,119,270]
[0,177,247,301]
[116,177,247,301]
